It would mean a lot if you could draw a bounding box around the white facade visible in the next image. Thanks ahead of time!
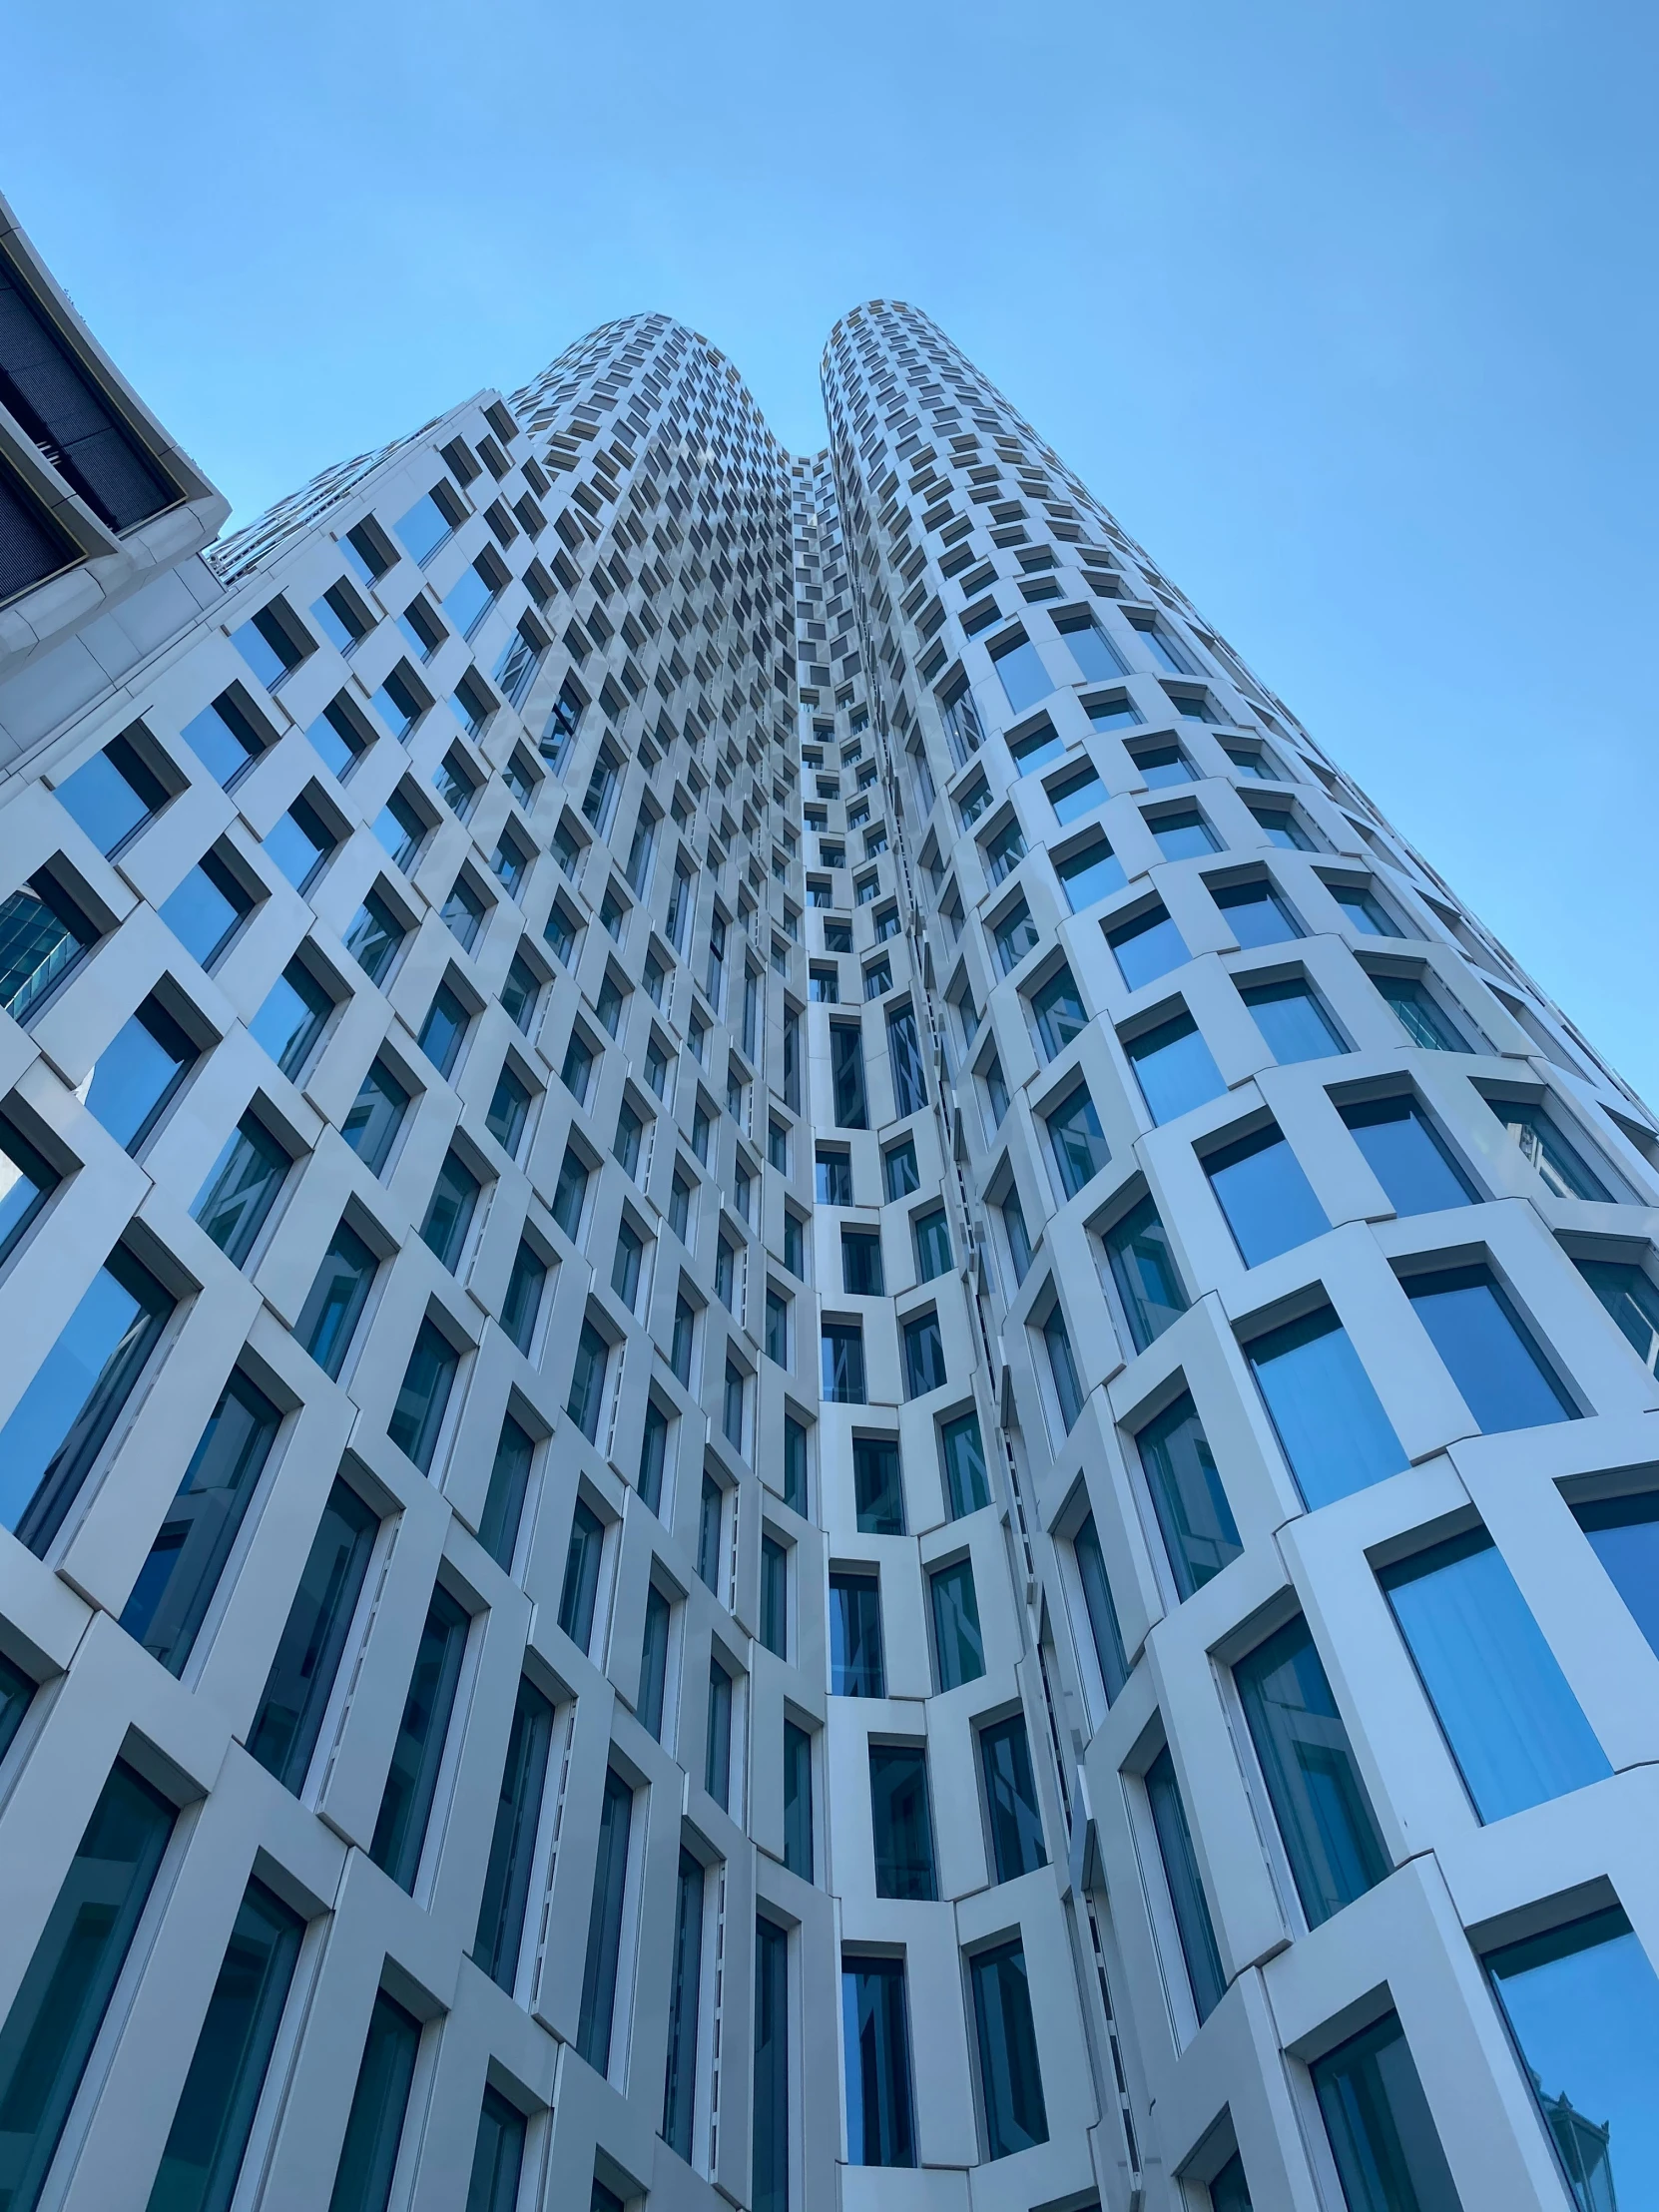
[0,236,1654,2212]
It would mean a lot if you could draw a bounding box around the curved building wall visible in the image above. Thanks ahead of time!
[0,274,1649,2212]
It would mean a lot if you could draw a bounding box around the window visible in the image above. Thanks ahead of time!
[561,1030,594,1104]
[615,1102,644,1179]
[1341,1094,1476,1214]
[1247,804,1312,851]
[830,1573,884,1695]
[264,794,336,891]
[479,1416,534,1570]
[1331,880,1402,936]
[831,1024,868,1128]
[1137,1392,1241,1599]
[967,1939,1051,2163]
[784,1722,814,1881]
[636,1399,670,1517]
[247,1478,377,1789]
[1047,1080,1109,1199]
[1246,1308,1405,1506]
[419,1149,480,1272]
[1107,905,1187,991]
[181,692,268,785]
[577,1771,633,2074]
[887,1006,927,1116]
[120,1369,279,1677]
[149,1877,303,2212]
[1311,2012,1459,2211]
[160,849,254,968]
[559,1499,605,1651]
[1104,1195,1188,1353]
[307,694,370,775]
[0,1242,174,1554]
[912,1206,951,1282]
[371,664,426,740]
[552,1146,589,1240]
[394,486,460,562]
[388,1317,460,1470]
[1057,613,1128,683]
[1240,977,1347,1063]
[1056,834,1124,909]
[0,1114,57,1269]
[373,789,428,869]
[343,1060,409,1175]
[669,1293,695,1385]
[370,1583,469,1890]
[1149,807,1218,860]
[758,1533,789,1657]
[754,1920,791,2212]
[783,1413,809,1515]
[0,1761,174,2211]
[705,1659,733,1808]
[635,1584,673,1744]
[1047,763,1106,824]
[566,1320,610,1443]
[1030,964,1086,1059]
[1043,1306,1083,1429]
[503,946,541,1028]
[1131,740,1193,786]
[920,1557,984,1695]
[57,729,171,855]
[1146,1745,1225,2020]
[345,888,406,985]
[698,1472,725,1592]
[723,1360,747,1452]
[441,558,498,637]
[903,1310,946,1397]
[1489,1095,1614,1202]
[298,1219,378,1378]
[1087,690,1141,732]
[1125,1011,1224,1123]
[468,2090,527,2212]
[1009,722,1065,775]
[1209,2154,1254,2212]
[983,816,1026,884]
[251,958,333,1080]
[85,997,199,1151]
[842,1957,915,2166]
[1235,1615,1387,1926]
[1074,1511,1129,1703]
[442,872,488,952]
[852,1433,904,1535]
[823,1321,866,1403]
[980,1715,1047,1881]
[1212,876,1301,947]
[1374,970,1472,1051]
[869,1746,936,1899]
[485,1065,532,1158]
[1381,1528,1608,1822]
[474,1677,554,1992]
[1205,1124,1330,1265]
[663,1848,705,2158]
[1484,1906,1659,2212]
[1403,1264,1575,1430]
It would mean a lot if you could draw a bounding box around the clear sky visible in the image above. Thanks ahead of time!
[8,0,1656,1092]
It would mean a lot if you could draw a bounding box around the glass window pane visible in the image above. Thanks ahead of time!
[465,2087,526,2212]
[1105,1195,1188,1353]
[980,1715,1047,1882]
[1484,1907,1659,2212]
[342,1061,409,1175]
[1056,836,1124,908]
[929,1558,985,1689]
[1030,965,1087,1060]
[298,1222,378,1380]
[160,855,251,968]
[1341,1095,1476,1216]
[327,1990,420,2212]
[852,1436,903,1535]
[247,1478,377,1792]
[1380,1529,1609,1822]
[841,1957,915,2166]
[388,1319,460,1471]
[1137,1392,1241,1600]
[940,1411,989,1517]
[1375,972,1471,1053]
[1246,1308,1405,1508]
[1241,978,1346,1063]
[1126,1013,1224,1124]
[478,1417,533,1570]
[662,1848,705,2157]
[784,1721,814,1879]
[1146,1746,1225,2020]
[577,1770,633,2073]
[1109,906,1187,990]
[1311,2010,1461,2212]
[1235,1615,1388,1927]
[86,1000,198,1151]
[704,1660,732,1810]
[1205,1126,1329,1266]
[830,1574,884,1696]
[473,1678,554,1992]
[1048,1081,1109,1198]
[1074,1511,1129,1703]
[754,1921,790,2212]
[1404,1266,1575,1431]
[1576,1261,1659,1375]
[869,1746,936,1899]
[369,1585,469,1890]
[1213,879,1300,947]
[250,960,332,1079]
[969,1939,1049,2160]
[638,1586,671,1741]
[195,1115,290,1266]
[1572,1489,1659,1657]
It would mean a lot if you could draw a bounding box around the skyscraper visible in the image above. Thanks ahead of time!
[0,191,1657,2212]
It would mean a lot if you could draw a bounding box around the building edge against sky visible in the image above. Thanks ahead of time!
[1,182,1659,2212]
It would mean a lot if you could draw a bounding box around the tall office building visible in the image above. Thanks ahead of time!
[0,187,1656,2212]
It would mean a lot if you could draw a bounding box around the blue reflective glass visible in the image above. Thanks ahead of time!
[86,1001,196,1150]
[1485,1907,1659,2212]
[1241,979,1346,1062]
[969,1939,1049,2160]
[250,961,331,1079]
[160,855,251,968]
[466,2087,526,2212]
[1311,2011,1461,2212]
[58,735,166,855]
[1137,1392,1240,1598]
[1213,879,1300,947]
[1146,1746,1225,2020]
[869,1745,935,1899]
[1060,621,1127,683]
[369,1585,469,1891]
[929,1558,984,1688]
[1109,907,1187,990]
[1405,1266,1575,1431]
[1572,1491,1659,1659]
[830,1573,884,1696]
[842,1957,914,2165]
[1381,1529,1609,1823]
[328,1990,419,2212]
[1341,1095,1476,1215]
[980,1716,1046,1881]
[1247,1308,1406,1507]
[1205,1126,1329,1266]
[1126,1013,1223,1124]
[1056,836,1124,909]
[993,640,1054,716]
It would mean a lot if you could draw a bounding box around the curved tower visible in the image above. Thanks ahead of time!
[0,229,1654,2212]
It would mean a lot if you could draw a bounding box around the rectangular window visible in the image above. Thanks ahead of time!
[1403,1264,1575,1431]
[761,1534,788,1656]
[1235,1615,1387,1927]
[388,1317,460,1471]
[841,1228,884,1296]
[1241,977,1347,1063]
[662,1848,705,2158]
[831,1024,868,1128]
[869,1745,936,1899]
[1104,1195,1188,1353]
[59,730,172,856]
[160,850,254,969]
[1057,615,1128,684]
[370,1583,469,1890]
[566,1321,609,1443]
[1246,1307,1405,1507]
[577,1770,633,2074]
[1044,1306,1084,1430]
[251,959,333,1080]
[1048,1080,1109,1197]
[559,1500,604,1651]
[992,898,1040,974]
[1074,1511,1129,1703]
[473,1676,554,1991]
[705,1659,733,1810]
[1311,2013,1459,2212]
[1484,1906,1659,2212]
[248,1479,377,1790]
[723,1360,746,1451]
[1056,834,1124,909]
[929,1557,986,1688]
[1125,1011,1224,1124]
[969,1939,1049,2160]
[1146,1745,1225,2020]
[502,1240,546,1352]
[1331,880,1402,936]
[419,1148,481,1271]
[1205,1124,1329,1266]
[852,1434,903,1535]
[1048,764,1107,824]
[754,1921,790,2212]
[479,1416,533,1570]
[823,1322,866,1404]
[1374,970,1472,1052]
[467,2088,526,2212]
[784,1721,814,1879]
[418,981,470,1078]
[1212,877,1301,946]
[86,997,199,1152]
[1030,964,1086,1060]
[1490,1095,1614,1202]
[783,1414,808,1515]
[1380,1528,1608,1822]
[830,1573,884,1696]
[1341,1094,1476,1215]
[887,1006,928,1117]
[1109,904,1187,990]
[980,1715,1047,1881]
[343,1060,409,1177]
[150,1877,303,2212]
[939,1409,989,1517]
[182,693,267,785]
[903,1311,946,1398]
[119,1369,280,1676]
[1002,1189,1032,1285]
[552,1145,589,1240]
[195,1112,291,1267]
[0,1242,174,1555]
[1149,807,1218,861]
[345,889,406,986]
[697,1472,724,1593]
[1137,1392,1241,1599]
[842,1956,915,2166]
[0,1761,174,2209]
[329,1990,420,2212]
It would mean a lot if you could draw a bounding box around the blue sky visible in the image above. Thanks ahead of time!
[9,0,1657,1092]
